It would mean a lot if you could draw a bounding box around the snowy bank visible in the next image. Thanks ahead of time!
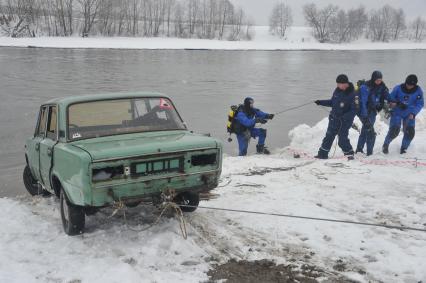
[1,112,426,282]
[1,27,426,51]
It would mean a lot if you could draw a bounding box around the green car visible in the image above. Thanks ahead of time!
[23,92,222,235]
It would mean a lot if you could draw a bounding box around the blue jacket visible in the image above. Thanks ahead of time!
[234,107,268,133]
[359,81,389,118]
[317,83,358,121]
[389,84,424,117]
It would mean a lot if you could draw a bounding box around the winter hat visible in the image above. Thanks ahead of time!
[244,97,254,108]
[336,74,349,84]
[405,74,418,86]
[371,71,383,81]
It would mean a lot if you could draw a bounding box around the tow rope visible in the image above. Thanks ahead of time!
[179,204,426,233]
[274,101,315,116]
[110,200,188,239]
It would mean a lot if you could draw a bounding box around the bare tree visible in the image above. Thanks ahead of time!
[0,0,38,37]
[164,0,174,36]
[303,3,338,43]
[77,0,101,37]
[174,0,185,37]
[328,6,367,43]
[392,8,406,40]
[347,6,368,41]
[228,6,244,41]
[269,1,292,38]
[368,5,396,42]
[410,16,426,42]
[328,9,348,43]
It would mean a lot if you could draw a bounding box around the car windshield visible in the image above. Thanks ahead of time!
[68,97,186,140]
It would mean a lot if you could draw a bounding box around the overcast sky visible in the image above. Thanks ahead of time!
[232,0,426,26]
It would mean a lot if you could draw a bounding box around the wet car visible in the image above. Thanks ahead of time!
[23,92,223,235]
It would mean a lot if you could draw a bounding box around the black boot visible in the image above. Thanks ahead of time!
[382,144,389,154]
[315,148,328,159]
[256,144,270,155]
[400,148,407,154]
[355,148,364,154]
[344,150,355,161]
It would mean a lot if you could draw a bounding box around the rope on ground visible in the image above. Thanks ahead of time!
[179,204,426,233]
[324,162,372,175]
[110,201,188,239]
[287,147,426,168]
[217,176,232,188]
[309,168,328,180]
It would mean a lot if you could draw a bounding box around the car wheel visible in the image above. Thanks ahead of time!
[84,207,99,216]
[125,201,142,208]
[60,189,85,236]
[23,166,51,197]
[174,192,200,212]
[23,165,41,196]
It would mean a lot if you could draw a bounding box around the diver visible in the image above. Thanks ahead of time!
[383,75,424,154]
[314,74,358,160]
[356,71,389,156]
[233,97,274,156]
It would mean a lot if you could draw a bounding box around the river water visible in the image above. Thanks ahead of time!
[1,47,425,196]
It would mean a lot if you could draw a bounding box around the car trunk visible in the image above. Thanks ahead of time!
[70,130,218,161]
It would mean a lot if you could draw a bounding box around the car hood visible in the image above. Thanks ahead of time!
[70,131,219,161]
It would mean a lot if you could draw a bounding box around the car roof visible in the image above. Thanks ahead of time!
[43,92,169,106]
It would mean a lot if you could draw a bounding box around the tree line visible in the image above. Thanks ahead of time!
[0,0,253,40]
[270,2,426,42]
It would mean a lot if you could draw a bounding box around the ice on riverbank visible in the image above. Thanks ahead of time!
[1,112,425,282]
[1,26,426,51]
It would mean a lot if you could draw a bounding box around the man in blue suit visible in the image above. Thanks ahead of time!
[234,97,274,156]
[356,71,389,156]
[383,75,424,154]
[315,74,359,160]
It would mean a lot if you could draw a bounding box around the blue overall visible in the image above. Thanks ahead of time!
[384,84,424,151]
[356,82,389,155]
[317,84,358,158]
[235,108,269,156]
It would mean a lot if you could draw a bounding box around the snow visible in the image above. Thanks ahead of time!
[1,26,426,51]
[1,112,426,282]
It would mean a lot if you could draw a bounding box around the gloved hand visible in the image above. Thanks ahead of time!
[398,103,408,110]
[409,113,415,120]
[267,114,275,120]
[255,118,267,124]
[314,100,321,105]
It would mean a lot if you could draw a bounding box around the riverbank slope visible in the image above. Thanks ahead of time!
[1,26,426,50]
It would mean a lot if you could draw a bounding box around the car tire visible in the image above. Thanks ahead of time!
[125,201,142,208]
[23,166,52,197]
[174,192,200,212]
[23,165,41,196]
[60,189,85,236]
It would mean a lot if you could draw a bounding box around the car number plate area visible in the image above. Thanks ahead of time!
[131,157,184,176]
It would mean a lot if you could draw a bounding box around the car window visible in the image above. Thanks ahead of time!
[36,107,48,137]
[68,98,186,140]
[46,106,57,140]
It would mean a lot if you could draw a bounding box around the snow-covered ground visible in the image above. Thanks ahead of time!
[1,26,426,50]
[1,112,426,282]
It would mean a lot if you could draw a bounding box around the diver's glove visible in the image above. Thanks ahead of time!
[255,118,267,124]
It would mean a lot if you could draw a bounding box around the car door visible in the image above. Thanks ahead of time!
[39,105,58,190]
[27,106,48,182]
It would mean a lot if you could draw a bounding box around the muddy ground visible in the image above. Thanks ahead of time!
[207,259,359,283]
